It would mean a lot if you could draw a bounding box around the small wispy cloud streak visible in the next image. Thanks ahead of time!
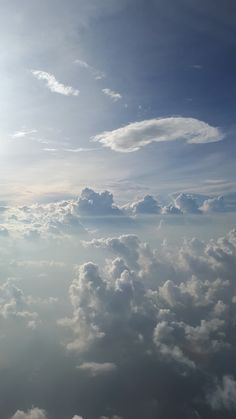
[31,70,79,96]
[11,129,37,139]
[74,59,105,80]
[102,88,122,101]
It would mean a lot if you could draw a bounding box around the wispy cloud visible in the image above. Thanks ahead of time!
[191,64,203,69]
[102,88,122,101]
[11,129,37,139]
[43,147,99,153]
[31,70,79,96]
[93,117,225,152]
[77,362,117,376]
[74,59,105,80]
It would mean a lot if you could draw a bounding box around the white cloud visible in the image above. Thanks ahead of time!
[11,407,47,419]
[77,362,117,376]
[93,117,224,152]
[123,195,161,215]
[201,196,225,213]
[76,188,123,216]
[174,193,201,214]
[11,129,37,139]
[102,88,122,101]
[31,70,79,96]
[75,59,105,79]
[0,279,39,328]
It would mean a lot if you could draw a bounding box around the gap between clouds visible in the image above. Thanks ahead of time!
[93,117,225,152]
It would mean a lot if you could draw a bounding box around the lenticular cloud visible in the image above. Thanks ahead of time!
[93,117,224,152]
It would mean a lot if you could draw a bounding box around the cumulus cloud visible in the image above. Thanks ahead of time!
[76,188,123,216]
[11,407,47,419]
[201,196,225,212]
[5,199,86,238]
[5,223,236,418]
[207,375,236,410]
[102,88,122,101]
[64,227,236,379]
[174,193,201,214]
[0,279,39,328]
[31,70,79,96]
[93,117,224,152]
[77,362,117,376]
[123,195,161,215]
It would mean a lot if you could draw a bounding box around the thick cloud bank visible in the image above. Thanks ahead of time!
[93,117,224,152]
[56,228,236,417]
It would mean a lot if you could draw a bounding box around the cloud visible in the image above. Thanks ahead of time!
[93,117,224,152]
[201,196,225,212]
[71,416,83,419]
[174,193,201,214]
[77,362,117,376]
[31,70,79,96]
[0,279,39,328]
[123,195,161,215]
[102,88,122,101]
[100,416,123,419]
[11,407,47,419]
[11,129,37,139]
[76,188,123,216]
[162,204,182,214]
[65,227,236,375]
[207,375,236,410]
[75,59,105,79]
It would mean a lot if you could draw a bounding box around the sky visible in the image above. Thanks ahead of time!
[0,1,236,419]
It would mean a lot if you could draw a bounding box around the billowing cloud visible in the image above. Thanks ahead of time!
[207,375,236,410]
[123,195,161,215]
[31,70,79,96]
[201,196,225,212]
[174,193,201,214]
[11,407,47,419]
[102,88,122,101]
[76,188,123,216]
[0,279,39,328]
[93,117,224,152]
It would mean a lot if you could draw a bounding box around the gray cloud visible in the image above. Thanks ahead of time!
[207,375,236,411]
[77,362,117,376]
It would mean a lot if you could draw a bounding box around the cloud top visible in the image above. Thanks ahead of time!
[93,117,224,152]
